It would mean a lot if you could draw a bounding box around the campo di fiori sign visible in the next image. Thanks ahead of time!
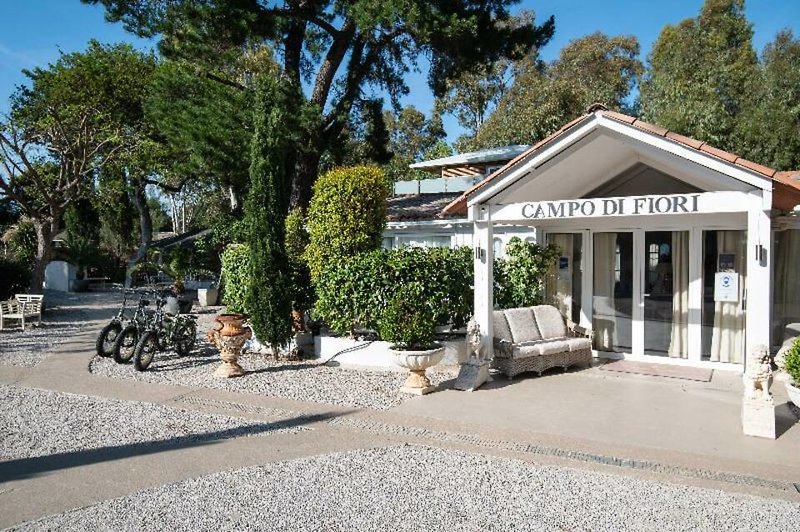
[485,191,751,222]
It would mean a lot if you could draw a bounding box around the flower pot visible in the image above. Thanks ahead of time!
[197,288,218,307]
[391,344,445,395]
[215,313,248,336]
[786,381,800,407]
[211,313,251,378]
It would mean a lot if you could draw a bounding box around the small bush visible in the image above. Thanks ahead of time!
[220,244,250,313]
[0,258,31,299]
[304,165,389,280]
[377,283,436,349]
[285,208,314,319]
[494,237,560,309]
[781,337,800,384]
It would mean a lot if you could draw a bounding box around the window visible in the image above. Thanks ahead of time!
[395,235,451,248]
[381,237,394,250]
[493,238,504,258]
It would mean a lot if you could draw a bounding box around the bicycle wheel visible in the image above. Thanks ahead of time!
[96,322,122,358]
[174,320,197,357]
[133,331,159,371]
[113,324,139,364]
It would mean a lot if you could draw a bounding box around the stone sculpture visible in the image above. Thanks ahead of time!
[454,319,492,392]
[741,344,775,439]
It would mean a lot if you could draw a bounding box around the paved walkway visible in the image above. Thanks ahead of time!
[1,293,799,528]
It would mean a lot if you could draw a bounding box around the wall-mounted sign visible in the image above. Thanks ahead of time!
[559,256,570,270]
[718,253,736,271]
[714,271,739,302]
[485,191,753,223]
[518,194,701,220]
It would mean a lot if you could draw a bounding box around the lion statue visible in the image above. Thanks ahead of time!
[743,344,772,402]
[466,318,486,364]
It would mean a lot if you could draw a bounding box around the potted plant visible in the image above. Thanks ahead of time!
[778,337,800,406]
[378,284,444,395]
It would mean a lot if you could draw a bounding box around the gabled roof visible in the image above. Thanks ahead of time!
[410,144,530,172]
[442,104,800,216]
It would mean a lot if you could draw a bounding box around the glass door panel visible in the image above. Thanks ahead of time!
[643,231,689,357]
[545,233,583,324]
[593,232,633,352]
[701,230,746,363]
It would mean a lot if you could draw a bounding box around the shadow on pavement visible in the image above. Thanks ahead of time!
[0,411,347,483]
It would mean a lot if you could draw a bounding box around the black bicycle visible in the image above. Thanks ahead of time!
[96,289,135,357]
[132,296,197,371]
[112,293,155,364]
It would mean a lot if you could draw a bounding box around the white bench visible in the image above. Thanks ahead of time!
[0,294,44,331]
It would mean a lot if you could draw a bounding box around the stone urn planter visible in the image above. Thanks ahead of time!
[197,288,219,307]
[391,344,445,395]
[208,313,252,378]
[786,381,800,407]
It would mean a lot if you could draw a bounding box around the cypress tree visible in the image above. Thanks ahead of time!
[245,75,299,353]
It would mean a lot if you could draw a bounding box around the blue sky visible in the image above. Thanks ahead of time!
[1,0,797,142]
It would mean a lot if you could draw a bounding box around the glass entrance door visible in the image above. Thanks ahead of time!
[592,232,633,353]
[643,231,689,357]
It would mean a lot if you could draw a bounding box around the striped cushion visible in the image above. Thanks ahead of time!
[533,305,567,339]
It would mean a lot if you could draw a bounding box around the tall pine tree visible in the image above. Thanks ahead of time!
[245,76,301,352]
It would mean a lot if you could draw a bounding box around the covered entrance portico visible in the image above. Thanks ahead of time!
[444,107,800,371]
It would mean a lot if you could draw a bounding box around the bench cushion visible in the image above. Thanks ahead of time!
[493,311,514,343]
[516,339,570,357]
[564,337,592,352]
[504,307,542,343]
[533,305,567,339]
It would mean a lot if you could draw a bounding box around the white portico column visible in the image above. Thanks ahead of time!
[745,190,772,367]
[471,205,494,356]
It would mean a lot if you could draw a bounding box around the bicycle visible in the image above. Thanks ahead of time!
[95,289,135,357]
[112,292,156,364]
[132,295,197,371]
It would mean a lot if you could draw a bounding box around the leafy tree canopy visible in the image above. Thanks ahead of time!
[468,32,641,149]
[639,0,757,149]
[85,0,555,208]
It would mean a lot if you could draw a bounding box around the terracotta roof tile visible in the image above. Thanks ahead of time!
[630,119,669,137]
[441,108,800,217]
[698,144,739,163]
[734,158,776,177]
[602,110,637,124]
[665,132,705,149]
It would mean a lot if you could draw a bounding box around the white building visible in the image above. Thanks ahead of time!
[386,105,800,370]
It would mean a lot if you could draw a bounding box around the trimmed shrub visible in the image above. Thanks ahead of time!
[220,244,250,313]
[494,237,560,309]
[0,258,31,299]
[314,246,473,336]
[285,208,314,320]
[781,337,800,384]
[377,283,437,349]
[304,165,389,280]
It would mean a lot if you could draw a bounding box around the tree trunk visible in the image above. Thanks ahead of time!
[125,180,153,288]
[30,218,56,293]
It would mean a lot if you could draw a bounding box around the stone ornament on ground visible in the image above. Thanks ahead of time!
[208,313,252,378]
[454,318,492,392]
[741,344,775,439]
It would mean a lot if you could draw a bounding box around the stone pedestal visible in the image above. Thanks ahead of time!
[454,361,491,392]
[393,346,445,395]
[741,397,776,439]
[400,369,436,395]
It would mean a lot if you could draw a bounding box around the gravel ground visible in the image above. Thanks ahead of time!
[12,445,800,532]
[0,384,303,461]
[0,291,122,367]
[90,308,454,410]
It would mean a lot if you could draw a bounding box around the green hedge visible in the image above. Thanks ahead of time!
[314,238,559,338]
[0,258,31,299]
[220,244,250,313]
[314,246,473,336]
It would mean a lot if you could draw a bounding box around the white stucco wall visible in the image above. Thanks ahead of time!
[44,260,77,292]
